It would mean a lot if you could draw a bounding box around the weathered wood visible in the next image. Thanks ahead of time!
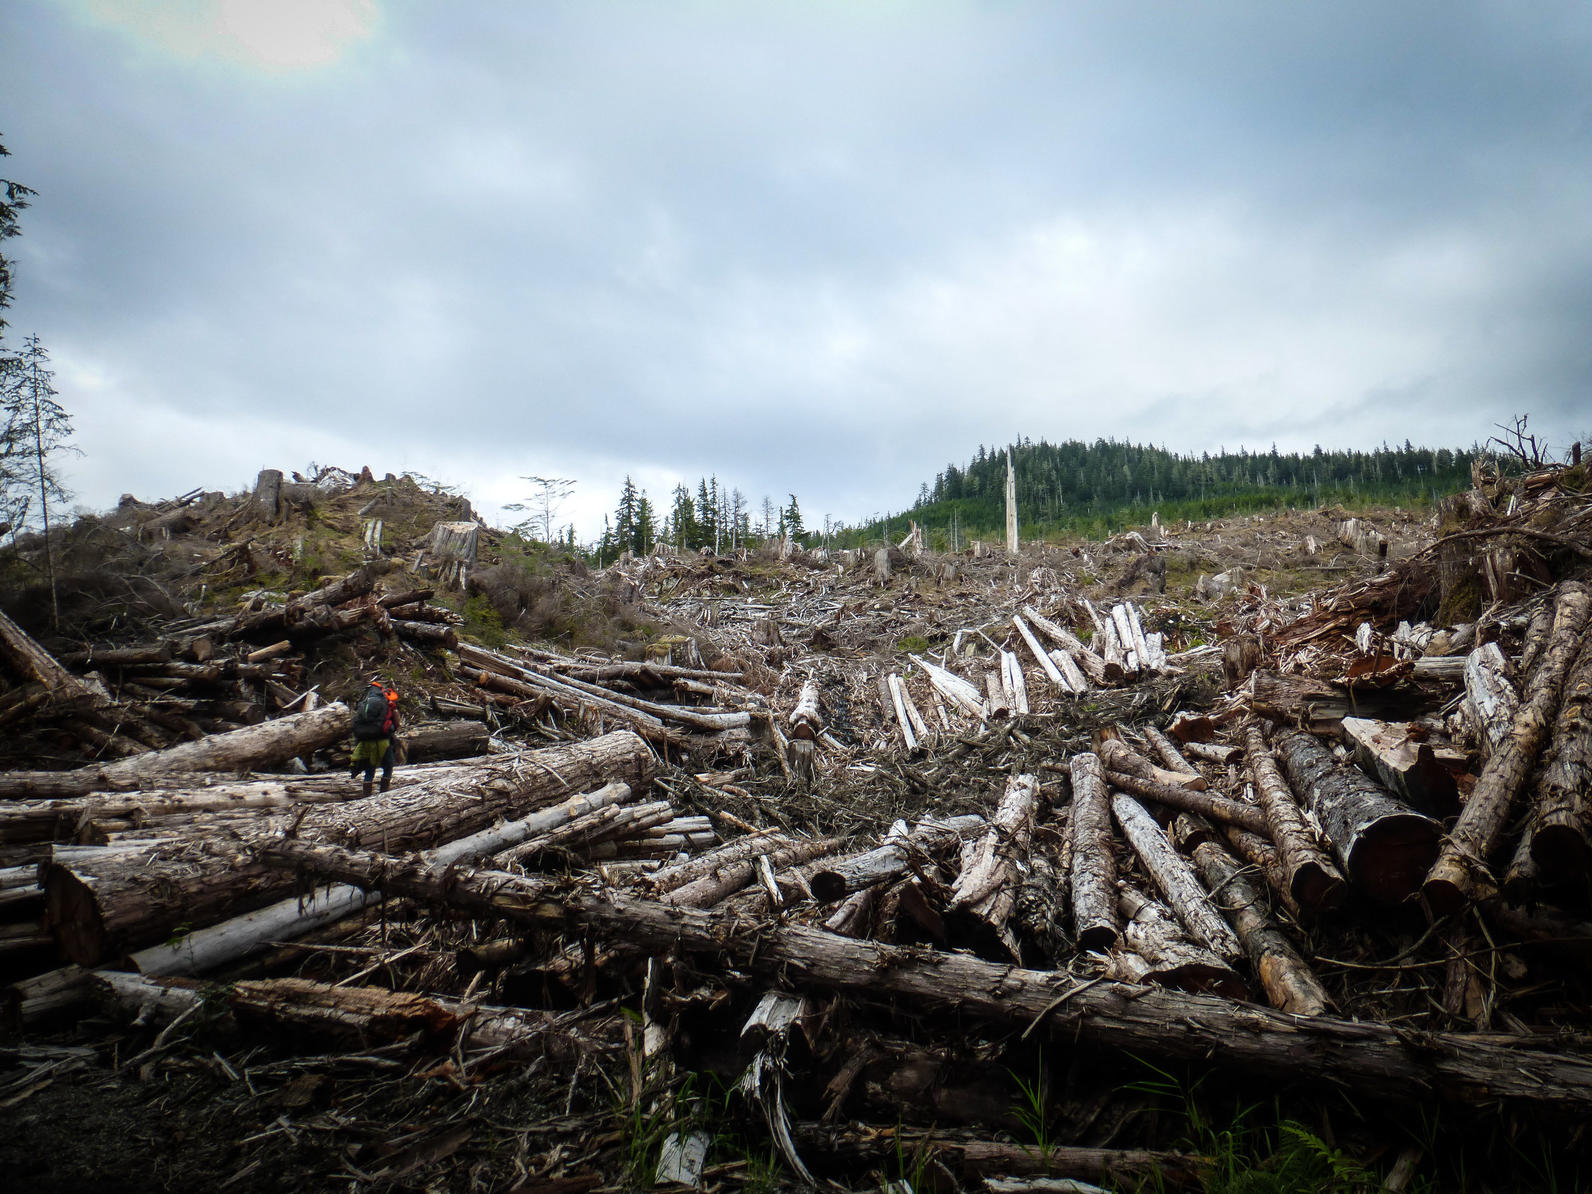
[645,829,789,895]
[1108,884,1246,999]
[43,731,654,965]
[1112,794,1241,960]
[667,837,842,908]
[1338,517,1388,557]
[945,774,1039,961]
[1179,820,1330,1016]
[887,673,920,751]
[1340,717,1457,815]
[59,642,175,668]
[1013,615,1066,690]
[1181,740,1243,766]
[1068,753,1118,952]
[0,608,105,709]
[1020,605,1108,684]
[1274,728,1440,903]
[390,618,458,647]
[259,840,1592,1112]
[1098,735,1207,790]
[1463,642,1518,760]
[809,816,985,903]
[1143,725,1201,781]
[911,654,987,720]
[1001,650,1031,714]
[1528,635,1592,876]
[1102,770,1269,835]
[1244,724,1347,912]
[392,720,490,763]
[1426,581,1592,914]
[250,468,282,521]
[789,680,823,741]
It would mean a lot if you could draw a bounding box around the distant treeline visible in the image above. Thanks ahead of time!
[839,438,1477,549]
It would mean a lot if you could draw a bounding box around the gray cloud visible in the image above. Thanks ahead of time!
[3,0,1591,537]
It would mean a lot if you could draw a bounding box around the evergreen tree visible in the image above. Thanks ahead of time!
[0,136,35,335]
[1,335,76,624]
[783,493,804,539]
[633,492,656,555]
[670,483,698,550]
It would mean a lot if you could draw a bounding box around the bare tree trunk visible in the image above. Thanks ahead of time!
[1107,884,1246,999]
[1528,636,1592,877]
[1112,795,1240,960]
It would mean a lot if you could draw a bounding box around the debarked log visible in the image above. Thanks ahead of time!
[1274,728,1440,903]
[1101,771,1269,835]
[1111,795,1241,960]
[809,816,985,903]
[258,840,1592,1112]
[1107,884,1246,1000]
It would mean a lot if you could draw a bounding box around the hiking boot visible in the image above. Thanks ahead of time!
[379,775,392,793]
[362,778,374,797]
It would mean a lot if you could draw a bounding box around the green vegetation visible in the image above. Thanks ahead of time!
[845,437,1478,548]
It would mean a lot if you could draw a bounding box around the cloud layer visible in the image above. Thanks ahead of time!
[4,1,1590,536]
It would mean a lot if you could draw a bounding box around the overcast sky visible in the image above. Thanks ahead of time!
[2,1,1590,540]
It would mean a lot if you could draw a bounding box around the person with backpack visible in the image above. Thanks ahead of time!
[349,679,402,795]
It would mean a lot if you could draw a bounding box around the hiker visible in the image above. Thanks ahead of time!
[349,679,402,795]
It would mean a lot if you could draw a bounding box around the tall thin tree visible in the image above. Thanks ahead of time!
[3,335,77,625]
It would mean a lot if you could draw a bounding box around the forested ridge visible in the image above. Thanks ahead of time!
[862,437,1478,546]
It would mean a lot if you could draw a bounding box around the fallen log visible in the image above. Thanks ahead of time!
[1143,725,1201,782]
[1012,615,1067,691]
[1101,771,1267,834]
[1179,818,1330,1016]
[0,702,354,799]
[1111,794,1240,960]
[1098,735,1207,791]
[1020,605,1109,684]
[789,680,823,741]
[945,774,1039,961]
[1425,581,1592,914]
[1274,727,1440,903]
[1340,717,1457,815]
[1463,642,1518,760]
[0,607,105,708]
[808,816,985,903]
[1107,884,1245,999]
[1244,724,1347,912]
[258,840,1592,1112]
[667,837,842,909]
[1068,753,1118,952]
[1527,635,1592,877]
[94,971,617,1063]
[43,731,654,965]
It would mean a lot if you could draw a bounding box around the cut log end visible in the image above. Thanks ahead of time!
[1346,815,1442,904]
[42,869,108,968]
[1290,861,1349,914]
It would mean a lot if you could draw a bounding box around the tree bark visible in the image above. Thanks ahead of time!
[1020,605,1108,684]
[1100,771,1268,834]
[1274,727,1441,903]
[1098,734,1207,791]
[257,839,1592,1112]
[43,731,654,965]
[789,680,823,741]
[1111,794,1241,960]
[1528,635,1592,877]
[1463,642,1518,761]
[1244,724,1347,912]
[1180,821,1330,1015]
[1107,884,1246,1000]
[809,816,986,903]
[945,774,1039,961]
[1068,753,1118,952]
[1425,581,1592,914]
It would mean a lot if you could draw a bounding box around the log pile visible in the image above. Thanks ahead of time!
[4,458,1592,1190]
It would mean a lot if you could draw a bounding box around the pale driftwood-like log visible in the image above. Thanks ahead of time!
[1463,642,1518,760]
[887,673,920,751]
[1069,753,1118,951]
[1020,605,1108,684]
[645,829,788,895]
[1245,724,1347,912]
[895,673,933,744]
[1098,735,1207,791]
[984,671,1011,720]
[0,608,105,709]
[1426,581,1592,914]
[258,840,1592,1112]
[1528,635,1592,876]
[393,720,490,763]
[389,618,458,647]
[1112,794,1241,960]
[1109,604,1141,674]
[1013,615,1066,691]
[229,564,388,637]
[822,887,876,936]
[1101,770,1269,835]
[1048,649,1090,694]
[44,731,654,965]
[1275,728,1440,903]
[1179,818,1329,1016]
[59,642,174,668]
[911,654,987,720]
[1001,650,1031,714]
[1108,884,1246,1000]
[945,774,1039,961]
[1143,725,1201,782]
[1341,717,1457,814]
[809,816,985,903]
[1182,740,1244,766]
[789,680,823,741]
